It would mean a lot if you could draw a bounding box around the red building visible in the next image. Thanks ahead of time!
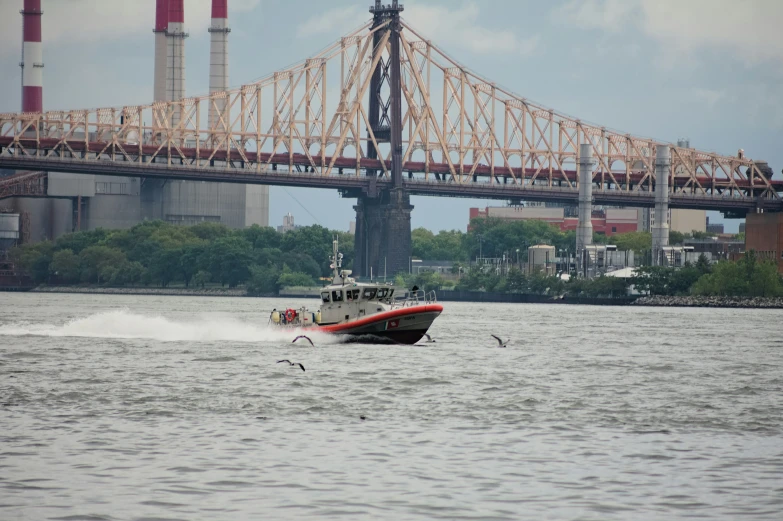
[469,206,640,236]
[745,213,783,274]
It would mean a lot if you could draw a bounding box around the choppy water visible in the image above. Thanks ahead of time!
[1,293,782,521]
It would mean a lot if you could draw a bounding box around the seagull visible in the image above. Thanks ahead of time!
[491,335,509,348]
[293,335,314,346]
[422,333,436,343]
[277,360,306,371]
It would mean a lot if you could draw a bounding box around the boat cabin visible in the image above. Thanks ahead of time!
[318,282,398,325]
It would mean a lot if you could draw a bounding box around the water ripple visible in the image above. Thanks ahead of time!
[0,293,782,520]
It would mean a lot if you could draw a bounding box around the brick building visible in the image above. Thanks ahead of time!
[469,206,640,236]
[745,213,783,274]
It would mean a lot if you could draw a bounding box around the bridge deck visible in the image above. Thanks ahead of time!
[2,137,782,212]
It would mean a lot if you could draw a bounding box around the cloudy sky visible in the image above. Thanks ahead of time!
[1,0,781,232]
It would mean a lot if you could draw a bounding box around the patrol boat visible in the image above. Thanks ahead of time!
[270,240,443,344]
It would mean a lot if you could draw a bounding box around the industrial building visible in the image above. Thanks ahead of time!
[470,206,643,235]
[2,0,269,246]
[745,213,783,274]
[469,205,707,236]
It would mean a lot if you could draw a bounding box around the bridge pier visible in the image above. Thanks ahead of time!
[652,145,671,266]
[353,188,413,280]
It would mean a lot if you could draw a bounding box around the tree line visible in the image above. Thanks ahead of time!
[398,250,782,298]
[412,218,716,264]
[12,216,775,298]
[10,221,354,294]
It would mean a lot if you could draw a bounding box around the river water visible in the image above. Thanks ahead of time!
[1,293,781,520]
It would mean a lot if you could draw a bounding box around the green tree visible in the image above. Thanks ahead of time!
[695,253,712,275]
[49,249,80,284]
[631,266,677,295]
[277,270,316,288]
[110,261,145,286]
[247,265,281,295]
[10,242,55,284]
[147,248,182,287]
[611,232,653,257]
[179,243,206,287]
[79,246,127,284]
[55,229,109,255]
[241,225,280,250]
[279,252,322,280]
[193,270,211,289]
[190,222,230,242]
[692,251,783,297]
[506,268,528,293]
[204,236,253,287]
[669,231,686,245]
[280,225,337,276]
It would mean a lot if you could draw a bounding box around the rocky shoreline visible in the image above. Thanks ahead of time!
[634,295,783,309]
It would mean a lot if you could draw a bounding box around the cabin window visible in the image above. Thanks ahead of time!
[363,288,377,300]
[346,289,360,301]
[332,290,344,302]
[321,292,330,303]
[377,288,389,299]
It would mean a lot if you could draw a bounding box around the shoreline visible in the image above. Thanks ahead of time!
[8,286,782,309]
[633,295,783,309]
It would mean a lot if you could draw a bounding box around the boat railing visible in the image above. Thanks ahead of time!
[391,289,437,308]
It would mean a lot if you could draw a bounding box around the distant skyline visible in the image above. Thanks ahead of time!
[1,0,781,233]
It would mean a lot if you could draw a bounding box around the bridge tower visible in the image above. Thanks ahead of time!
[353,0,413,279]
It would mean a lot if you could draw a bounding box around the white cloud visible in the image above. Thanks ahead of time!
[296,5,368,38]
[742,83,783,130]
[555,0,783,64]
[639,0,783,64]
[691,88,725,108]
[553,0,638,32]
[0,0,261,54]
[296,2,539,56]
[404,3,539,56]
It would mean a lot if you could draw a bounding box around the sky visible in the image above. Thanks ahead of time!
[1,0,781,233]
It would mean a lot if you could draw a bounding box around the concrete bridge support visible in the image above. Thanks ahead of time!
[353,188,413,279]
[652,145,671,266]
[576,144,595,276]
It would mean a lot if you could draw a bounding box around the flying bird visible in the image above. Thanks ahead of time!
[422,333,436,343]
[491,335,509,348]
[277,360,306,371]
[293,335,314,346]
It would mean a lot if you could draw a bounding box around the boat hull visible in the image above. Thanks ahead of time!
[316,304,443,345]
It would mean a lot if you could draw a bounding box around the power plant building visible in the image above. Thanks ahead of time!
[3,0,269,245]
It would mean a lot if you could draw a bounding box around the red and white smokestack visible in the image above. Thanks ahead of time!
[20,0,43,113]
[166,0,187,108]
[153,0,168,102]
[209,0,230,130]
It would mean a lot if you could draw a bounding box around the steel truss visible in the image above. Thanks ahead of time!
[0,20,780,206]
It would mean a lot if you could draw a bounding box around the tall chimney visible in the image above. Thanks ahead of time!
[153,0,168,102]
[209,0,230,132]
[167,0,187,110]
[20,0,43,113]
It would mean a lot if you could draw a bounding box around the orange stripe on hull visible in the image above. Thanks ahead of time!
[316,304,443,334]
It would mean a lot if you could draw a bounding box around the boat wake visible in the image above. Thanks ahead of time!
[0,309,338,344]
